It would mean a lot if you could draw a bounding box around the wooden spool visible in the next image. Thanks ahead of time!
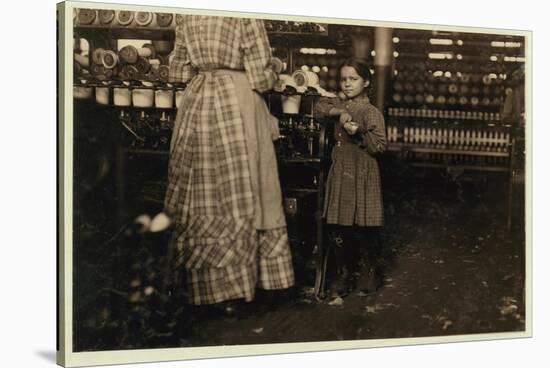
[98,10,115,24]
[158,65,170,82]
[135,12,153,26]
[135,56,151,74]
[92,48,105,65]
[101,50,118,69]
[78,9,96,25]
[119,65,139,80]
[156,13,173,27]
[116,11,134,26]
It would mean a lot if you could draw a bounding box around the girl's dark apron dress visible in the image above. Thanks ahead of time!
[314,94,386,227]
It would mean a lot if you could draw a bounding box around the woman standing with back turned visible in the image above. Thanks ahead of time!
[165,15,294,308]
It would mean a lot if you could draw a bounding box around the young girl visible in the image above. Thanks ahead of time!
[314,58,387,298]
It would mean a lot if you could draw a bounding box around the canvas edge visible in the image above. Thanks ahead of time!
[59,1,533,366]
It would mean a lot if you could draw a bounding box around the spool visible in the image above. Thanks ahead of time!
[101,50,118,69]
[95,86,110,105]
[92,48,106,65]
[291,70,308,88]
[156,13,173,27]
[305,71,320,86]
[157,65,170,82]
[392,93,402,103]
[132,88,155,107]
[274,74,294,92]
[98,10,115,24]
[118,46,139,64]
[281,95,301,114]
[120,44,154,65]
[90,63,105,77]
[155,89,174,108]
[269,57,284,74]
[91,66,113,81]
[482,75,492,85]
[149,59,161,68]
[114,87,131,106]
[119,65,139,80]
[291,70,319,88]
[448,84,458,94]
[135,12,153,26]
[152,40,173,55]
[135,56,151,74]
[74,85,93,99]
[116,11,134,26]
[78,9,96,25]
[148,66,160,81]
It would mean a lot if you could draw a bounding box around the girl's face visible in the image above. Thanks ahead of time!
[340,65,369,99]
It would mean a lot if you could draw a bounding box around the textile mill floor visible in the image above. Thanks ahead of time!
[72,169,526,351]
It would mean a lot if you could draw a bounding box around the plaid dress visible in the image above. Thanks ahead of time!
[165,15,294,305]
[314,94,386,227]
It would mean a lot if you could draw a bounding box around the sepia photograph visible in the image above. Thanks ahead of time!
[56,0,531,366]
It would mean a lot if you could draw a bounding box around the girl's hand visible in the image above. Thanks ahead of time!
[343,122,359,135]
[339,112,353,125]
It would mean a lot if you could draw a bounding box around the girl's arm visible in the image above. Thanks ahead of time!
[313,97,351,123]
[313,97,336,119]
[357,106,387,155]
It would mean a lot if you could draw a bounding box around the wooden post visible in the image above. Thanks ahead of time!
[373,27,394,113]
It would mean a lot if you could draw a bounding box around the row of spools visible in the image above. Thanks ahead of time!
[74,8,325,33]
[391,93,503,108]
[290,55,349,92]
[74,8,176,28]
[74,40,174,83]
[74,8,326,34]
[393,79,505,97]
[74,80,186,109]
